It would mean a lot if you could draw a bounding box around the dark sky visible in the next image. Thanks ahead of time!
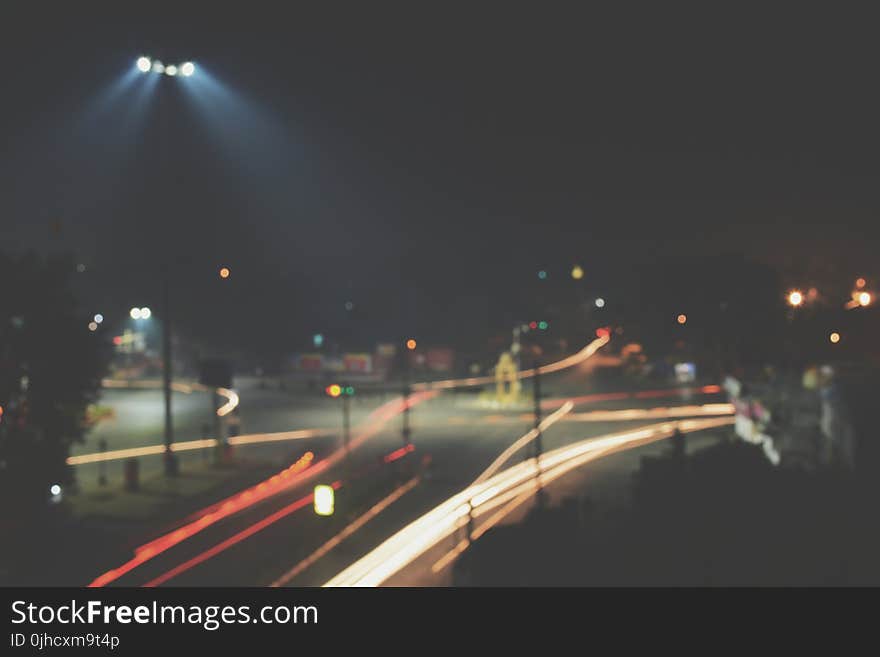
[2,6,879,360]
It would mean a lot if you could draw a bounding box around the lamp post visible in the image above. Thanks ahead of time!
[135,55,196,476]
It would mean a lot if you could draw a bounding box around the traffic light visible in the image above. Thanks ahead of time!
[325,384,354,397]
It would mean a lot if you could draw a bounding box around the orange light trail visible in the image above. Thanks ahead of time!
[148,444,425,586]
[89,391,438,587]
[144,482,342,588]
[270,476,421,587]
[67,428,332,465]
[410,336,609,391]
[323,416,734,586]
[541,383,723,409]
[88,452,315,588]
[383,443,415,463]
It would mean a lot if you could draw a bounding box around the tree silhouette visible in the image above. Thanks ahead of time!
[0,252,108,525]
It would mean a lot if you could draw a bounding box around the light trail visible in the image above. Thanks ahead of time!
[67,428,333,465]
[216,387,239,417]
[541,384,723,409]
[88,451,315,588]
[144,482,342,588]
[561,403,734,423]
[323,416,734,587]
[88,390,437,587]
[100,377,240,416]
[472,401,574,486]
[101,378,208,394]
[410,336,609,391]
[149,448,424,586]
[270,477,421,587]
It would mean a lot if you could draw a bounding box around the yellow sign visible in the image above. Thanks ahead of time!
[314,485,334,516]
[495,352,521,403]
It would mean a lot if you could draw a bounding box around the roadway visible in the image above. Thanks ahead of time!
[84,350,729,587]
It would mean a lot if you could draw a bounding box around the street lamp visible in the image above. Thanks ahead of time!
[137,56,196,78]
[787,290,804,307]
[133,53,198,476]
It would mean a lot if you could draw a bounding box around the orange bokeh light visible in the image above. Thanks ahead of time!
[677,314,687,324]
[219,267,230,279]
[406,339,417,350]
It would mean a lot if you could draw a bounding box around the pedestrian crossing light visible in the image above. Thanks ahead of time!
[314,485,334,516]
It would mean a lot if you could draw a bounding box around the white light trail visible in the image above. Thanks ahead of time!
[323,416,733,587]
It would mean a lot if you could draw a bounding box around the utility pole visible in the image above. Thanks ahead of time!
[402,358,412,446]
[342,381,351,453]
[162,274,177,475]
[533,360,543,461]
[159,72,177,477]
[533,359,547,510]
[511,324,522,372]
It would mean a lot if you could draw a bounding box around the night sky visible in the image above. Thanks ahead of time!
[3,6,879,361]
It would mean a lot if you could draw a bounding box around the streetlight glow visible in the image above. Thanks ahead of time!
[152,60,165,74]
[136,56,151,73]
[219,267,230,279]
[595,298,605,308]
[165,64,178,76]
[830,332,841,344]
[130,307,142,319]
[858,292,871,307]
[677,314,687,325]
[140,307,152,319]
[94,313,103,324]
[181,61,195,77]
[787,290,804,307]
[571,265,584,280]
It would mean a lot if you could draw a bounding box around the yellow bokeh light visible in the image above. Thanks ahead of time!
[829,332,841,344]
[571,265,584,280]
[219,267,230,279]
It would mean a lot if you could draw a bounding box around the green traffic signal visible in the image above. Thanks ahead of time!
[344,386,355,396]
